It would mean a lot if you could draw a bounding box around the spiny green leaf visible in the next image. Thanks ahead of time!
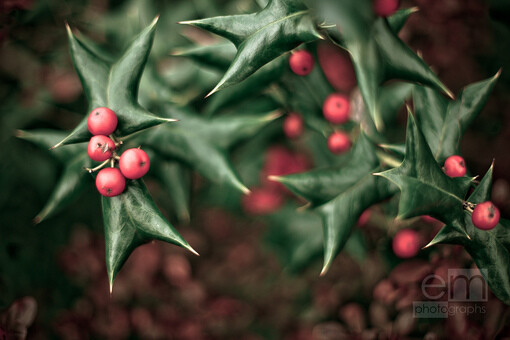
[375,112,473,235]
[204,56,286,114]
[180,0,321,96]
[319,0,452,130]
[102,180,197,291]
[144,104,280,194]
[274,133,381,206]
[53,17,175,149]
[414,70,501,163]
[387,7,419,34]
[426,164,510,305]
[273,134,395,274]
[16,130,92,223]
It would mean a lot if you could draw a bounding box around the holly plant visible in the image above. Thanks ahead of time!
[16,0,510,314]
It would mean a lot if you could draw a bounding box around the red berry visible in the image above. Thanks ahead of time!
[96,168,125,197]
[443,155,466,177]
[357,209,371,227]
[87,135,115,162]
[241,187,284,215]
[472,201,500,230]
[317,42,357,93]
[421,215,439,223]
[327,131,351,154]
[323,93,350,124]
[373,0,400,17]
[392,229,420,258]
[283,113,304,139]
[289,50,314,76]
[87,107,118,136]
[119,148,150,180]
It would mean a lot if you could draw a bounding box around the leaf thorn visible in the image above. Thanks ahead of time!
[186,245,200,256]
[267,175,283,182]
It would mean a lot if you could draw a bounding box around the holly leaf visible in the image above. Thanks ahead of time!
[16,130,92,224]
[387,7,419,34]
[180,0,322,96]
[144,104,280,193]
[102,180,197,290]
[52,17,175,149]
[319,0,452,130]
[426,164,510,305]
[374,111,474,236]
[272,134,395,274]
[414,70,501,163]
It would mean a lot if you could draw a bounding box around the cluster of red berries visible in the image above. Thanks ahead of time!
[86,107,150,197]
[288,50,352,155]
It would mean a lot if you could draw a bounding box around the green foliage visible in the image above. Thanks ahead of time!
[180,0,321,96]
[319,0,453,130]
[427,165,510,305]
[8,0,510,311]
[102,180,197,290]
[273,134,395,274]
[53,17,174,148]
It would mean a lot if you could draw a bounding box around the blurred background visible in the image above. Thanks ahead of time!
[1,0,510,338]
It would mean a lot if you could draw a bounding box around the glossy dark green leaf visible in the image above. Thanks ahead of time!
[144,104,279,193]
[180,0,321,96]
[204,56,286,114]
[414,70,501,163]
[387,7,419,34]
[53,17,175,148]
[319,0,452,130]
[375,112,473,235]
[102,180,197,290]
[426,164,510,305]
[273,134,395,273]
[16,130,92,223]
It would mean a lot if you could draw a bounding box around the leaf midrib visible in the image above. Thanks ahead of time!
[247,10,309,42]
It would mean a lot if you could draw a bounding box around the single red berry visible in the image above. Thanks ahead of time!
[373,0,400,17]
[87,135,115,162]
[392,229,420,258]
[241,187,284,215]
[96,168,125,197]
[327,131,351,154]
[357,209,371,227]
[87,107,118,136]
[443,155,466,177]
[323,93,350,124]
[283,113,304,139]
[421,215,441,224]
[317,42,357,93]
[119,148,150,180]
[289,50,314,76]
[472,201,500,230]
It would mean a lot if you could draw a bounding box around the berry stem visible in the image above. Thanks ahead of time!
[84,159,109,173]
[463,201,475,213]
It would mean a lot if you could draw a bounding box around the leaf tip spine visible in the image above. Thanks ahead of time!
[319,264,330,277]
[267,175,283,183]
[187,245,200,256]
[150,15,160,28]
[495,68,502,79]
